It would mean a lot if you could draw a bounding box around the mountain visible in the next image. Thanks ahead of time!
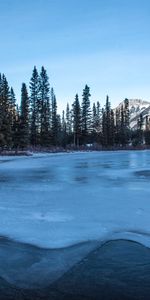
[114,99,150,130]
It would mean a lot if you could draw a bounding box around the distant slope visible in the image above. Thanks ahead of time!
[114,99,150,129]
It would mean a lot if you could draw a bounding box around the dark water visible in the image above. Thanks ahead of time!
[0,239,150,299]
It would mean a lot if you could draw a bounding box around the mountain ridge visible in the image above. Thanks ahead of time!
[114,99,150,129]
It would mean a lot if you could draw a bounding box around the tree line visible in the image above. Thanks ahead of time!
[0,66,150,150]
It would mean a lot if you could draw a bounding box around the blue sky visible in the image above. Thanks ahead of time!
[0,0,150,111]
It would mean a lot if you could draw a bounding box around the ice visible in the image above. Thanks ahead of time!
[0,151,150,249]
[0,237,98,288]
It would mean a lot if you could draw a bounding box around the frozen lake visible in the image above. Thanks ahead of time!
[0,150,150,294]
[0,150,150,249]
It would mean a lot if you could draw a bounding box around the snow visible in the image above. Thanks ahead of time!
[114,99,150,130]
[0,151,150,249]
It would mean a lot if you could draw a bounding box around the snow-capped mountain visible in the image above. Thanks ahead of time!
[115,99,150,129]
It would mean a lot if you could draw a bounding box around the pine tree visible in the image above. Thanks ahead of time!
[10,87,16,110]
[114,108,121,145]
[96,101,103,144]
[13,105,21,150]
[61,110,67,147]
[92,101,102,143]
[96,101,101,133]
[72,94,81,146]
[102,95,112,146]
[66,103,72,135]
[20,83,30,148]
[30,66,40,146]
[144,122,150,145]
[138,113,143,130]
[39,66,50,146]
[56,114,62,146]
[145,115,149,131]
[10,87,17,147]
[81,85,91,143]
[110,109,115,146]
[118,99,130,146]
[51,88,58,145]
[136,113,144,145]
[124,98,130,144]
[0,74,12,148]
[91,102,97,144]
[124,99,130,128]
[0,73,4,147]
[92,102,97,133]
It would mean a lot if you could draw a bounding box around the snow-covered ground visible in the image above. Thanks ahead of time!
[0,151,150,249]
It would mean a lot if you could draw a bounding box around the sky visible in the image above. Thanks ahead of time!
[0,0,150,112]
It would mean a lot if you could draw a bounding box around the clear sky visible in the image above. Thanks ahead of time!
[0,0,150,112]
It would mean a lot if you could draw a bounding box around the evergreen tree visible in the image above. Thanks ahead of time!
[96,101,101,133]
[102,95,112,146]
[124,98,130,128]
[92,102,97,132]
[92,101,102,144]
[56,114,62,145]
[20,83,30,148]
[124,98,130,144]
[30,66,40,146]
[144,129,150,145]
[81,85,91,143]
[143,116,150,145]
[61,110,67,147]
[119,99,130,146]
[51,88,58,145]
[10,87,17,147]
[0,74,12,148]
[39,66,50,146]
[91,102,97,143]
[114,108,121,145]
[134,113,144,145]
[1,68,150,150]
[0,73,4,147]
[145,115,150,131]
[110,109,115,146]
[138,113,144,130]
[66,103,72,136]
[120,104,126,145]
[10,87,16,111]
[13,105,21,150]
[72,94,81,146]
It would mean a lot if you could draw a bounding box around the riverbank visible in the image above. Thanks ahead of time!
[0,144,150,156]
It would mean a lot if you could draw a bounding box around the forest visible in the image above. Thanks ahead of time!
[0,66,150,151]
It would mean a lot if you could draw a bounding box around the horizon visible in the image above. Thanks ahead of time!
[1,0,150,112]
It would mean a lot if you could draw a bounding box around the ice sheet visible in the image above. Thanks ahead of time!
[0,151,150,249]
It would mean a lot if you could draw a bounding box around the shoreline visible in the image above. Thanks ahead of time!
[0,146,150,156]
